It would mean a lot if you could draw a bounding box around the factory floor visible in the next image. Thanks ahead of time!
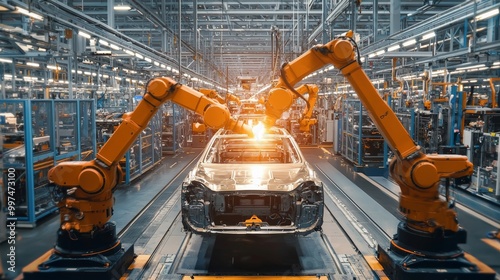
[1,146,499,280]
[0,149,201,280]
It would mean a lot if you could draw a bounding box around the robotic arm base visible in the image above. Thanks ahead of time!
[377,222,495,280]
[23,223,135,280]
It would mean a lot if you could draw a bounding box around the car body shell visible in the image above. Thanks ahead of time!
[181,127,324,234]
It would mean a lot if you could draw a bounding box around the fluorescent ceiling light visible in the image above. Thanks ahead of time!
[109,44,121,50]
[124,49,135,56]
[114,5,131,11]
[387,44,400,52]
[0,58,13,63]
[160,64,166,68]
[16,7,43,21]
[78,31,91,39]
[99,39,109,46]
[144,57,152,62]
[456,64,485,70]
[368,53,376,58]
[471,67,489,72]
[376,50,385,56]
[475,8,499,21]
[26,62,39,67]
[93,50,112,55]
[421,32,436,40]
[135,53,144,59]
[153,61,160,66]
[47,65,60,70]
[402,39,417,47]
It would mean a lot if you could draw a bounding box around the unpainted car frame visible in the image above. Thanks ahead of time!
[181,127,324,234]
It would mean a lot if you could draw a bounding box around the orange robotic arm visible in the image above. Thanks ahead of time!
[263,83,319,130]
[226,92,241,105]
[274,34,472,232]
[490,77,500,108]
[199,88,225,104]
[295,84,319,132]
[274,32,492,279]
[47,77,252,256]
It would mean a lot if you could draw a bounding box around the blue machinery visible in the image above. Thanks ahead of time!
[338,85,465,176]
[340,99,389,175]
[122,108,163,184]
[0,99,176,226]
[0,99,96,227]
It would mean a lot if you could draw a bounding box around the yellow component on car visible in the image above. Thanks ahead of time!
[244,215,263,227]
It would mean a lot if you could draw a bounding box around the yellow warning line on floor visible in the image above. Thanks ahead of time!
[320,147,333,155]
[364,255,389,280]
[121,255,151,280]
[182,276,328,280]
[22,249,54,274]
[482,238,500,251]
[464,252,497,274]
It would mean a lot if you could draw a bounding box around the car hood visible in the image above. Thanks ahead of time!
[191,163,314,191]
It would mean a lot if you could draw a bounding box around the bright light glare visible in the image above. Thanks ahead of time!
[421,32,436,40]
[250,165,266,181]
[402,39,417,47]
[114,5,131,11]
[252,122,265,140]
[78,31,91,39]
[387,44,400,52]
[475,8,499,21]
[16,7,43,20]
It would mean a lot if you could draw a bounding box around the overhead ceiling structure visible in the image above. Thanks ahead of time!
[0,0,499,92]
[65,0,461,85]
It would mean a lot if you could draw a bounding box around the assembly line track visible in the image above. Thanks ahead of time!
[116,147,500,279]
[116,172,380,278]
[114,152,197,279]
[116,154,198,252]
[314,164,393,279]
[135,204,376,279]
